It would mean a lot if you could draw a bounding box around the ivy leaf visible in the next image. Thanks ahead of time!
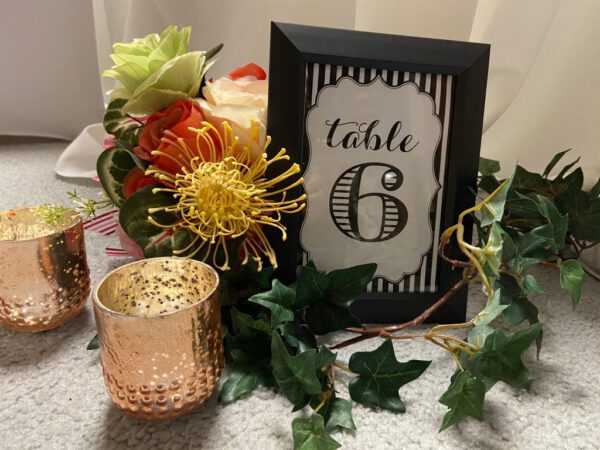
[283,323,318,353]
[465,323,543,390]
[467,324,493,347]
[292,415,341,450]
[223,259,274,290]
[86,334,99,350]
[511,165,550,195]
[555,183,600,242]
[218,349,275,404]
[480,223,503,278]
[535,195,568,248]
[315,347,337,370]
[348,340,431,412]
[473,290,507,327]
[305,298,361,335]
[97,147,137,207]
[318,396,356,432]
[497,275,539,326]
[230,308,272,337]
[439,371,486,431]
[479,157,501,176]
[271,333,322,408]
[249,280,295,327]
[479,175,501,194]
[481,178,512,227]
[505,192,544,222]
[506,224,557,273]
[522,274,545,295]
[296,265,330,307]
[325,263,377,305]
[559,259,586,308]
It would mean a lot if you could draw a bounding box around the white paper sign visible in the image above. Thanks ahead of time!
[302,77,442,282]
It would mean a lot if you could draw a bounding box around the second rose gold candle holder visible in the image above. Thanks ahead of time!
[92,257,223,421]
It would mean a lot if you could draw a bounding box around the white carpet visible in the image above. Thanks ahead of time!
[0,137,599,450]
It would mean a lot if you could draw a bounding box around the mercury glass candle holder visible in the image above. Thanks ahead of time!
[92,257,223,421]
[0,206,90,332]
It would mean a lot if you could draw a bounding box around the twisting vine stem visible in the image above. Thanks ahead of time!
[330,180,513,366]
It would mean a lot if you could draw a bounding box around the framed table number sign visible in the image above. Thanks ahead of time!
[267,22,490,323]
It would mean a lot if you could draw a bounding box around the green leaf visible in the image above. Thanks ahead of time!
[249,280,295,327]
[465,323,543,390]
[467,324,493,347]
[119,185,194,257]
[439,371,486,431]
[473,290,507,327]
[296,265,330,307]
[218,351,274,404]
[230,308,272,337]
[292,415,341,450]
[271,333,322,407]
[497,275,540,326]
[315,347,337,370]
[559,259,586,308]
[303,263,375,335]
[318,397,356,432]
[542,149,571,178]
[221,259,274,291]
[305,298,361,335]
[506,224,557,273]
[96,147,137,207]
[481,177,512,227]
[86,334,99,350]
[103,98,142,147]
[283,323,318,353]
[348,340,431,412]
[479,157,501,176]
[555,183,600,242]
[511,165,551,195]
[505,192,544,222]
[325,263,377,305]
[479,175,501,194]
[480,223,503,279]
[535,195,568,248]
[590,178,600,198]
[555,157,581,180]
[522,274,545,295]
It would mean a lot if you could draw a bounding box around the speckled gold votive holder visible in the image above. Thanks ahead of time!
[0,206,90,332]
[92,257,223,421]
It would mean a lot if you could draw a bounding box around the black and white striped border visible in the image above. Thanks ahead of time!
[303,63,454,294]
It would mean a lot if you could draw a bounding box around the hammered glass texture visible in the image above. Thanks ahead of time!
[93,258,223,421]
[0,207,90,332]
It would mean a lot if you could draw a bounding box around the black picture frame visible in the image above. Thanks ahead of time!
[266,22,490,323]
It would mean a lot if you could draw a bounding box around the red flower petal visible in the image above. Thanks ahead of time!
[229,63,267,80]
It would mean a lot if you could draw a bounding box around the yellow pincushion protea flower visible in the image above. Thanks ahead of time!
[145,121,306,271]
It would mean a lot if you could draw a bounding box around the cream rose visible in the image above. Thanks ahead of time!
[197,67,268,159]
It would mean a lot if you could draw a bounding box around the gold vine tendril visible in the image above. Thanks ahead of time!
[145,121,306,271]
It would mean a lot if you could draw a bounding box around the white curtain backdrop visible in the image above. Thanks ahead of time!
[0,0,597,184]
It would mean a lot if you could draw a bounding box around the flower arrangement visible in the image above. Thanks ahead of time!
[97,25,303,271]
[86,25,599,449]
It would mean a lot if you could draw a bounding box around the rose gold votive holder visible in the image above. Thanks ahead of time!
[92,257,223,421]
[0,206,90,332]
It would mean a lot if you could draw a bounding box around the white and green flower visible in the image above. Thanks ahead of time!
[103,25,219,115]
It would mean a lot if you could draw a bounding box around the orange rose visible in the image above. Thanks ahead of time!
[135,99,220,175]
[122,167,159,198]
